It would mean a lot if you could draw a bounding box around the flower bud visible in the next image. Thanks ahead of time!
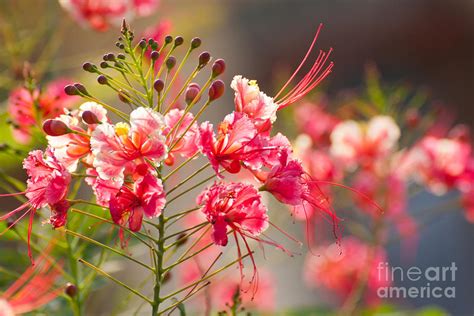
[82,111,101,124]
[139,39,147,49]
[208,80,225,101]
[43,119,69,136]
[64,85,78,96]
[82,62,97,73]
[166,56,177,70]
[154,79,164,93]
[117,53,125,60]
[191,37,201,49]
[150,51,160,61]
[185,83,201,105]
[118,90,131,104]
[65,283,77,298]
[74,83,88,95]
[212,59,226,77]
[174,36,184,47]
[164,35,173,44]
[175,232,189,247]
[163,272,172,284]
[97,75,108,85]
[198,52,211,68]
[100,61,108,69]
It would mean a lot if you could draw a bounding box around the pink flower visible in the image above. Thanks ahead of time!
[0,148,71,260]
[163,109,200,165]
[23,148,71,211]
[8,79,77,144]
[91,107,167,184]
[199,112,258,175]
[47,102,108,172]
[294,101,340,146]
[261,152,306,205]
[109,173,166,232]
[330,116,400,168]
[197,182,268,247]
[231,75,278,133]
[85,168,121,207]
[305,237,390,305]
[0,248,61,315]
[132,0,159,16]
[60,0,159,32]
[260,151,339,227]
[406,134,471,194]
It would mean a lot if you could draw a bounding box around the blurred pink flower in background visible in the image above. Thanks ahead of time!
[330,116,400,169]
[60,0,159,32]
[295,102,340,146]
[8,79,77,144]
[0,247,61,315]
[305,237,390,305]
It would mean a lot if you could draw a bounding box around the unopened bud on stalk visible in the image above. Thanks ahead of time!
[212,59,226,77]
[174,36,184,47]
[190,37,201,49]
[65,283,77,298]
[64,85,78,96]
[118,90,131,104]
[208,80,225,101]
[166,56,177,70]
[100,61,108,69]
[150,51,160,61]
[198,51,211,68]
[82,111,101,124]
[97,75,108,85]
[82,62,97,73]
[154,79,164,93]
[164,35,173,44]
[139,38,147,49]
[74,83,88,95]
[175,233,189,247]
[163,272,172,284]
[43,119,70,136]
[185,83,201,105]
[117,53,125,60]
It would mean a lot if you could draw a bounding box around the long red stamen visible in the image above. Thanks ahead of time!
[275,24,334,110]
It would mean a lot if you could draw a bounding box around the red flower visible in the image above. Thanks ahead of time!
[109,173,166,232]
[197,182,268,247]
[1,148,71,261]
[0,247,61,315]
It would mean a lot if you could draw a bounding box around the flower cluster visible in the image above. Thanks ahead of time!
[0,22,335,314]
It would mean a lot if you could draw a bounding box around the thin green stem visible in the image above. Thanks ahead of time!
[79,258,153,305]
[166,164,211,196]
[161,253,251,302]
[63,229,154,272]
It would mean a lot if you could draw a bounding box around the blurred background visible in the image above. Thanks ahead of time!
[0,0,473,315]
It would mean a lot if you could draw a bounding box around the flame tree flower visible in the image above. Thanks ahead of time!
[0,247,62,315]
[59,0,160,32]
[0,21,338,315]
[7,79,78,144]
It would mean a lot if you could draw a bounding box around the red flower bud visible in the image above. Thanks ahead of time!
[208,80,225,101]
[43,119,69,136]
[82,111,101,124]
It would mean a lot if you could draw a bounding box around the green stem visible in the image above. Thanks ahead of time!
[65,224,82,316]
[152,211,166,315]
